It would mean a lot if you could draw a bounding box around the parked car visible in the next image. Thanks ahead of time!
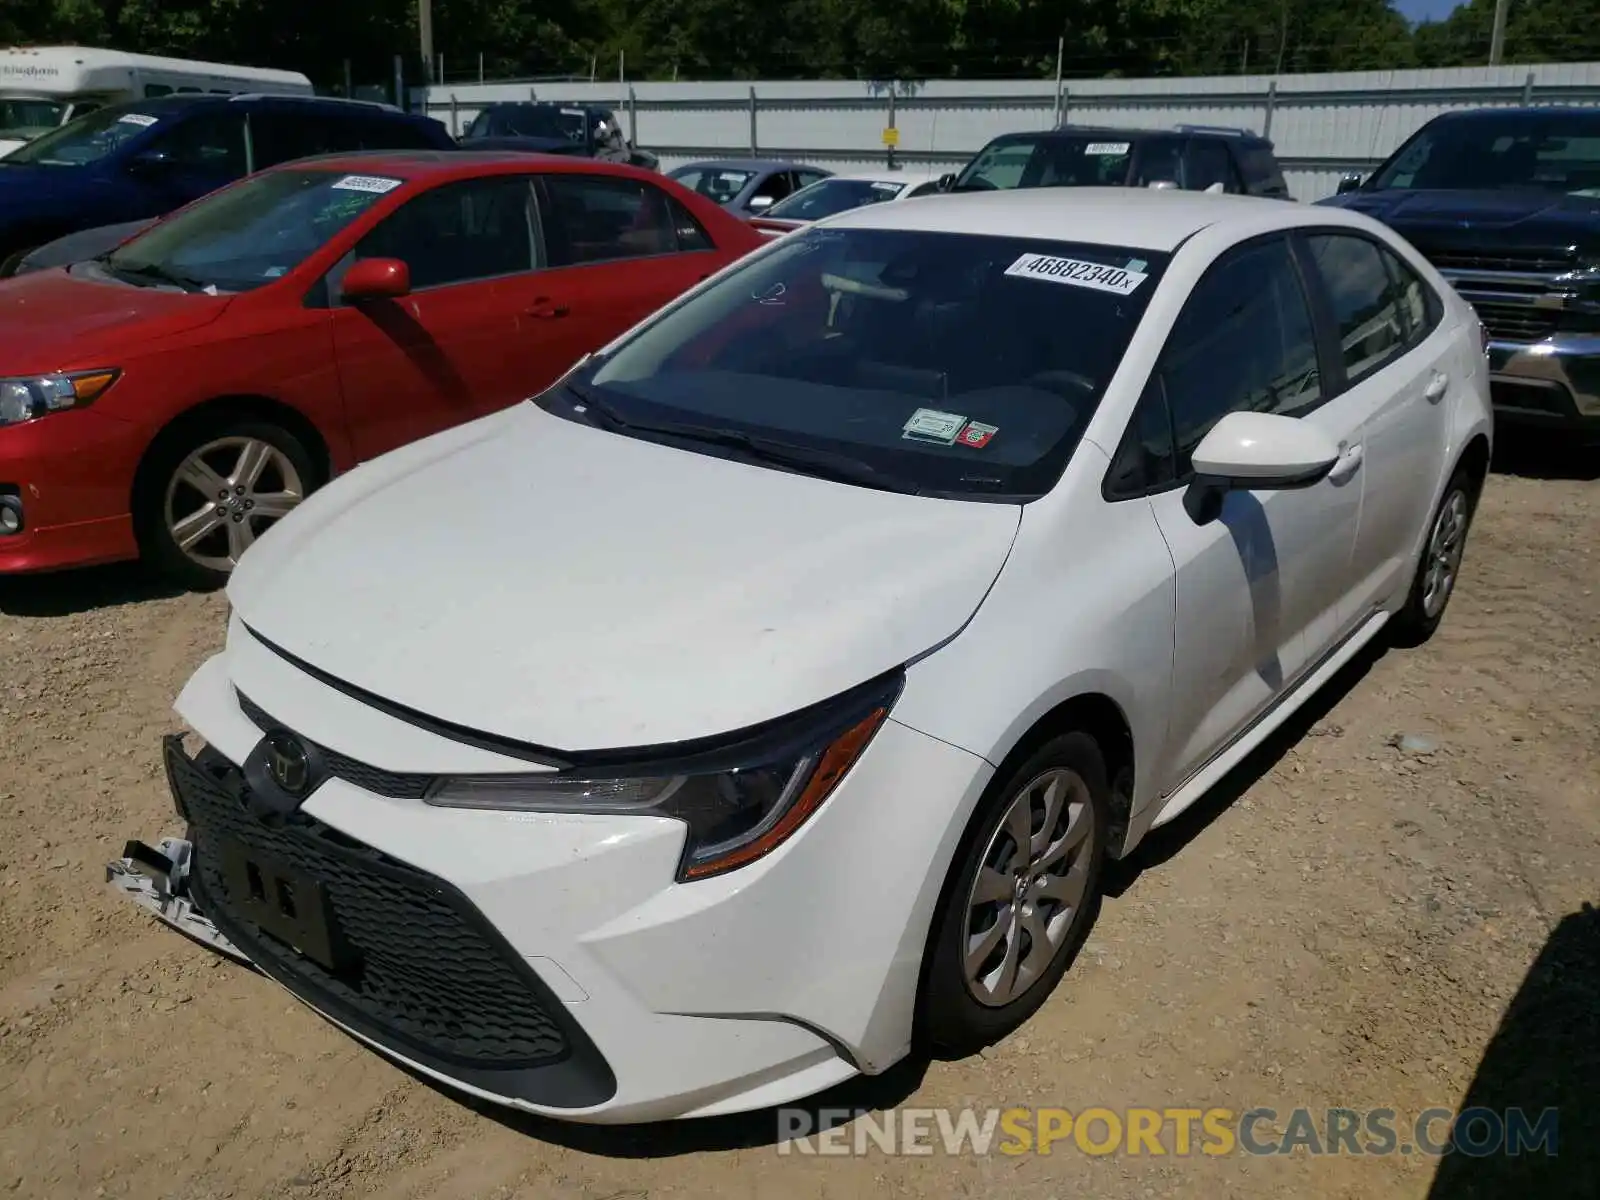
[0,94,455,274]
[1320,106,1600,439]
[0,151,763,585]
[666,158,832,216]
[940,124,1291,200]
[113,187,1490,1124]
[459,102,657,170]
[748,166,944,237]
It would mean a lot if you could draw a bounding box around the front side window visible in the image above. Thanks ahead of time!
[1159,236,1323,477]
[763,177,906,221]
[101,168,401,292]
[355,175,536,289]
[1304,233,1408,384]
[1184,139,1239,192]
[1131,137,1184,188]
[1367,112,1600,195]
[562,227,1168,499]
[145,111,248,175]
[954,134,1135,191]
[539,174,680,265]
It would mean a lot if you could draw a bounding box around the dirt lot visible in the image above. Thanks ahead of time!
[1,439,1596,1200]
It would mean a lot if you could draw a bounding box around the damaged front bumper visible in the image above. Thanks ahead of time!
[105,837,253,968]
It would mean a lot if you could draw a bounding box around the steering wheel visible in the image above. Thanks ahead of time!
[1026,369,1098,399]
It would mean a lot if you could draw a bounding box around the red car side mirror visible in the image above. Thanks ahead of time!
[341,258,411,301]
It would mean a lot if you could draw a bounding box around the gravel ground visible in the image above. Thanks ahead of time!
[0,438,1596,1200]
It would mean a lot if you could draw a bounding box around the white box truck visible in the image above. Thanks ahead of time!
[0,46,313,157]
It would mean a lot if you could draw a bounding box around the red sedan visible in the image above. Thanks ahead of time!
[0,151,764,587]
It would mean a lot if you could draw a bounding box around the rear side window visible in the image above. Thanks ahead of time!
[1304,233,1409,384]
[357,115,447,150]
[1160,236,1323,477]
[539,174,684,265]
[1381,247,1444,347]
[668,197,714,251]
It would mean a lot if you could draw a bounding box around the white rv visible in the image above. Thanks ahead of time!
[0,46,313,157]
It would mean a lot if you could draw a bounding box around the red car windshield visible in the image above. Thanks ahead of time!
[101,168,403,293]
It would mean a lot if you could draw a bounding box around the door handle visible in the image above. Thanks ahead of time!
[1327,443,1364,483]
[526,300,569,319]
[1424,371,1449,402]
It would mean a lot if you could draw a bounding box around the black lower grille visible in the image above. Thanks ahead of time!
[1464,300,1559,345]
[168,736,570,1068]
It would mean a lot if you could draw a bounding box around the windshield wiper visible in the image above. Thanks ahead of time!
[563,382,910,493]
[106,261,208,293]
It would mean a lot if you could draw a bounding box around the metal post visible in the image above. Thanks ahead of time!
[627,85,637,147]
[1263,78,1279,140]
[478,52,484,83]
[437,54,444,85]
[1522,71,1536,105]
[392,54,404,111]
[749,86,758,154]
[1052,35,1064,127]
[1489,0,1510,65]
[887,86,897,169]
[619,50,625,84]
[449,94,458,136]
[419,0,434,82]
[342,58,353,98]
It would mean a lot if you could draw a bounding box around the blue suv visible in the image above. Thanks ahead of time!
[0,93,455,273]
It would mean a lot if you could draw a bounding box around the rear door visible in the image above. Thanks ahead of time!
[325,174,539,461]
[499,172,724,385]
[1297,229,1455,629]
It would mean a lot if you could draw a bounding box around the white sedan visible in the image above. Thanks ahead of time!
[116,187,1492,1124]
[747,165,943,237]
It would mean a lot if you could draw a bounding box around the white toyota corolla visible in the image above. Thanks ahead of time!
[113,187,1492,1124]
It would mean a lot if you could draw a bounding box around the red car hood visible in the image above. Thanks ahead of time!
[0,269,231,371]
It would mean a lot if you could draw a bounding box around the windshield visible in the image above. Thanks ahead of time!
[669,166,757,204]
[953,135,1135,191]
[0,96,66,140]
[1367,113,1600,194]
[101,168,401,293]
[765,178,907,221]
[466,105,586,142]
[4,105,162,166]
[563,226,1167,499]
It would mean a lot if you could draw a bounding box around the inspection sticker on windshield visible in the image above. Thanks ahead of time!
[956,421,998,449]
[902,408,967,444]
[117,113,159,127]
[330,174,404,194]
[1084,141,1130,156]
[1004,253,1147,296]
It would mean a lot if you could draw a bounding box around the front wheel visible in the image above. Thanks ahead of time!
[921,731,1110,1055]
[138,417,314,591]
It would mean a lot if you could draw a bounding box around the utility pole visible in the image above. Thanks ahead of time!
[1489,0,1510,65]
[419,0,435,84]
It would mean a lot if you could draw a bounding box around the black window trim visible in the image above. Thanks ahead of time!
[1292,224,1442,398]
[532,172,720,269]
[1101,229,1337,503]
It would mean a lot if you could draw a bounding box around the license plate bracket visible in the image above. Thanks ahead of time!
[217,838,347,973]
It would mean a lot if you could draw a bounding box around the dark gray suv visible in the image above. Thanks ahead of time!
[941,123,1291,200]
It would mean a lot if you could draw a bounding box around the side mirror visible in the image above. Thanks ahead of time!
[1336,173,1363,195]
[937,172,957,192]
[341,257,411,301]
[1183,411,1341,525]
[1204,181,1225,194]
[747,193,775,212]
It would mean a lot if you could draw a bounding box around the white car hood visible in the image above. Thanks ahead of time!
[228,403,1021,752]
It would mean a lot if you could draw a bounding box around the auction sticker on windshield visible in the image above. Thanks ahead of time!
[117,113,159,127]
[1084,142,1130,156]
[903,408,967,444]
[1004,253,1147,296]
[330,174,404,194]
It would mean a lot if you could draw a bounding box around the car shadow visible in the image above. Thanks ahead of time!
[1489,430,1600,482]
[396,1049,932,1157]
[1426,902,1599,1199]
[1101,634,1385,897]
[0,561,189,617]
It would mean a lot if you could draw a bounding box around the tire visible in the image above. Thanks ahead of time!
[1389,462,1481,647]
[921,730,1111,1055]
[136,414,316,591]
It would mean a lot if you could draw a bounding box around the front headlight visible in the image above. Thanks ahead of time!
[425,671,903,881]
[0,370,119,427]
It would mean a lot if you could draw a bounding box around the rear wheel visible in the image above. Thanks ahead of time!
[1390,462,1480,646]
[921,731,1110,1055]
[137,416,314,591]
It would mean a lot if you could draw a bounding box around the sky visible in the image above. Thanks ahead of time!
[1395,0,1467,21]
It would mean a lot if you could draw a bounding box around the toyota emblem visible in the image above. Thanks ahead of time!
[264,731,311,796]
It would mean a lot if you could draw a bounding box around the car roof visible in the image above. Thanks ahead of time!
[672,158,813,173]
[988,125,1269,144]
[261,148,662,183]
[99,93,421,120]
[824,168,942,186]
[821,187,1308,251]
[1432,105,1600,121]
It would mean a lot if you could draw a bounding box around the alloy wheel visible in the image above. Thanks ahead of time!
[1421,488,1469,619]
[963,767,1096,1008]
[163,436,305,573]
